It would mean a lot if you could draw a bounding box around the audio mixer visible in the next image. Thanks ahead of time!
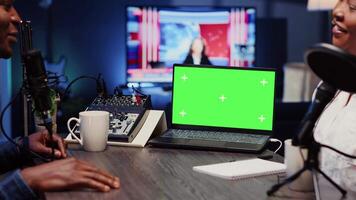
[74,94,151,142]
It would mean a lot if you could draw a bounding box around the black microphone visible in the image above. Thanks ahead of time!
[23,49,56,159]
[306,43,356,93]
[292,43,356,146]
[23,49,53,119]
[292,83,337,147]
[23,48,56,158]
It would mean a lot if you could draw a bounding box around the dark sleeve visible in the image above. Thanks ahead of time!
[201,55,212,65]
[183,54,193,64]
[0,139,29,173]
[0,170,37,200]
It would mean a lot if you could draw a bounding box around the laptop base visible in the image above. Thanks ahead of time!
[148,137,269,154]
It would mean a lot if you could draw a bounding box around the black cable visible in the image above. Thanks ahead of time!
[131,85,148,97]
[46,71,68,82]
[1,92,21,147]
[47,78,60,87]
[113,86,123,96]
[0,91,49,162]
[62,75,97,99]
[320,143,356,159]
[47,73,68,88]
[96,73,108,98]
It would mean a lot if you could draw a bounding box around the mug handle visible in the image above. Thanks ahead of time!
[67,117,83,145]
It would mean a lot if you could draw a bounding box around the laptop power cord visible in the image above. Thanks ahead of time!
[269,138,283,154]
[257,138,283,160]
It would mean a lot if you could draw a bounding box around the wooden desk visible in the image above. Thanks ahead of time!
[45,145,313,200]
[316,175,356,200]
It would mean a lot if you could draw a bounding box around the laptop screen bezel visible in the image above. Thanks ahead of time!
[171,64,277,136]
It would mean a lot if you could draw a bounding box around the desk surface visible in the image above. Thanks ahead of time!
[45,145,314,200]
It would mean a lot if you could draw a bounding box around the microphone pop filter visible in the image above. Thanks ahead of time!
[305,43,356,93]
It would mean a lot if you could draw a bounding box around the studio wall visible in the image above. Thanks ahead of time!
[12,0,324,98]
[10,0,326,135]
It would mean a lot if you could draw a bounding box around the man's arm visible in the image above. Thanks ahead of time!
[0,130,67,174]
[0,131,120,194]
[0,140,28,174]
[0,170,37,200]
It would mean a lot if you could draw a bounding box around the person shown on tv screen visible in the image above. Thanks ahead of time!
[0,1,120,199]
[183,37,212,65]
[313,0,356,192]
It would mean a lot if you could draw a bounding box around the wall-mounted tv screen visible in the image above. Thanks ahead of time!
[126,6,256,83]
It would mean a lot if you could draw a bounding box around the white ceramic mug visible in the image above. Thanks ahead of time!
[67,111,109,152]
[284,139,314,192]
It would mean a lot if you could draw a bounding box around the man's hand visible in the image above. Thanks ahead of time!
[21,158,120,192]
[28,130,67,158]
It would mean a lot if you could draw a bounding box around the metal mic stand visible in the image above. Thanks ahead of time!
[41,111,55,160]
[267,139,347,197]
[19,21,33,137]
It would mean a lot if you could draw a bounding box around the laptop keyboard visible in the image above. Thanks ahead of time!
[161,129,269,144]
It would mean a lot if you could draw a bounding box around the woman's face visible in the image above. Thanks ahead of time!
[191,38,204,54]
[332,0,356,55]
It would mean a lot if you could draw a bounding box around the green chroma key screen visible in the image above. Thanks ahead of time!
[172,65,276,131]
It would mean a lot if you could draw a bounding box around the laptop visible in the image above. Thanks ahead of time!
[149,64,276,153]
